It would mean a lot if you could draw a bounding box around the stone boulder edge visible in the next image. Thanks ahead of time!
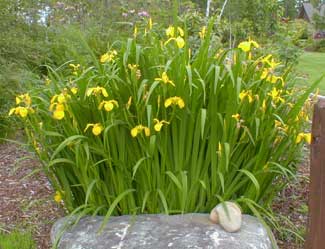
[51,214,276,249]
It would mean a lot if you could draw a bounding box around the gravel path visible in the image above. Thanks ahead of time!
[0,141,309,248]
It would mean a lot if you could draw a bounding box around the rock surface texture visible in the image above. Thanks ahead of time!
[51,214,275,249]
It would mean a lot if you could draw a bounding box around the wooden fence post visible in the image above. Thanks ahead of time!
[305,98,325,249]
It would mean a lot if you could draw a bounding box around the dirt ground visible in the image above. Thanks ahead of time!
[0,142,64,249]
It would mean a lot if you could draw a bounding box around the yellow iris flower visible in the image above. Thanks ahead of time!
[54,191,62,203]
[131,125,150,137]
[69,63,80,72]
[155,72,175,87]
[231,114,240,121]
[262,55,281,69]
[56,94,67,104]
[51,92,71,104]
[177,27,184,37]
[199,26,207,39]
[261,69,284,85]
[268,88,285,104]
[8,106,33,118]
[84,123,104,136]
[164,96,185,109]
[176,37,185,48]
[239,90,254,103]
[153,119,169,132]
[238,38,259,52]
[296,132,311,144]
[128,64,138,70]
[165,26,185,48]
[98,100,119,112]
[51,103,65,120]
[165,37,185,48]
[86,87,109,97]
[166,26,175,37]
[49,91,71,120]
[16,93,32,106]
[100,50,117,63]
[166,26,183,37]
[71,87,78,95]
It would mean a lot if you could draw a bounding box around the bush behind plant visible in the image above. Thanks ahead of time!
[13,19,315,236]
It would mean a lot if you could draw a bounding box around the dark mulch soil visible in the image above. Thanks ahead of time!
[0,141,310,249]
[272,148,310,249]
[0,142,64,249]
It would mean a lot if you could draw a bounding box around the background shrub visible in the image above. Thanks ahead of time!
[311,39,325,52]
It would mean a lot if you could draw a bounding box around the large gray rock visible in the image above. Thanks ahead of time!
[51,214,276,249]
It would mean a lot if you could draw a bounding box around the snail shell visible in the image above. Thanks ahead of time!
[209,201,242,233]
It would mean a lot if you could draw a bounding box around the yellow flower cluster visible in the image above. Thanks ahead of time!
[131,125,150,137]
[9,93,34,118]
[155,72,175,87]
[164,96,185,109]
[84,123,104,136]
[164,26,185,49]
[296,133,311,144]
[50,90,71,120]
[260,55,284,85]
[86,86,118,112]
[100,50,117,63]
[9,106,33,118]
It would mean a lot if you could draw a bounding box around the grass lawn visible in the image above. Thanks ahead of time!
[0,230,36,249]
[296,52,325,94]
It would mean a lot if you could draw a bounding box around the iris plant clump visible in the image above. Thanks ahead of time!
[10,19,315,228]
